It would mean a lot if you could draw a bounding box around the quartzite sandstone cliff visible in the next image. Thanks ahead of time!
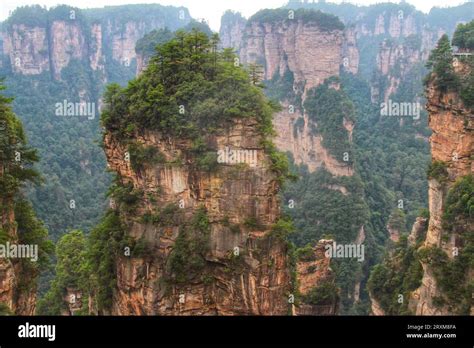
[104,118,317,315]
[409,59,473,315]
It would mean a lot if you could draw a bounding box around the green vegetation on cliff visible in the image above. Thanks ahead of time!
[85,4,190,31]
[135,29,175,58]
[443,174,474,231]
[425,34,459,93]
[37,209,127,314]
[103,29,291,183]
[102,30,276,138]
[0,81,53,313]
[304,77,355,163]
[452,20,474,50]
[220,10,246,28]
[37,230,90,315]
[4,5,48,29]
[425,22,474,109]
[0,82,40,195]
[248,8,344,32]
[427,160,449,183]
[368,235,424,315]
[168,206,211,284]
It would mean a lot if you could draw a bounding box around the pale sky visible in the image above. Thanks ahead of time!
[0,0,469,31]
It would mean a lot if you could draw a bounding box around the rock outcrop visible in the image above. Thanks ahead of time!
[1,25,50,75]
[239,20,343,95]
[100,25,340,314]
[104,120,292,315]
[371,36,431,103]
[219,11,246,52]
[295,240,338,315]
[409,59,473,315]
[231,14,352,175]
[0,5,191,80]
[407,217,428,247]
[0,186,37,316]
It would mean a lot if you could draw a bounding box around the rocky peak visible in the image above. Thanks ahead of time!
[99,30,332,315]
[295,240,338,315]
[219,11,247,52]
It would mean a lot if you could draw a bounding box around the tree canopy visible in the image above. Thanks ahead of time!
[452,20,474,50]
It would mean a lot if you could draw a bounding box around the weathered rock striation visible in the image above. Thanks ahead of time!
[0,5,191,80]
[231,14,352,175]
[409,59,473,315]
[104,119,292,315]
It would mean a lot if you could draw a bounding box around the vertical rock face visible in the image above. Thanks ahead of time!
[104,119,292,315]
[240,21,343,94]
[272,104,354,176]
[2,25,49,75]
[409,60,473,315]
[219,12,246,52]
[407,217,428,247]
[341,26,359,75]
[0,6,190,80]
[353,10,439,103]
[370,295,386,316]
[236,17,352,175]
[109,20,163,67]
[89,23,104,73]
[49,21,88,79]
[0,201,36,315]
[371,37,430,103]
[1,20,90,79]
[295,240,338,315]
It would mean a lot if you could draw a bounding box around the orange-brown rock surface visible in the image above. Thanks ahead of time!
[0,195,36,315]
[104,118,293,315]
[295,240,338,315]
[409,60,473,315]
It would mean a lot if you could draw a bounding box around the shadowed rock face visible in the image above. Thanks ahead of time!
[104,118,292,315]
[409,60,473,316]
